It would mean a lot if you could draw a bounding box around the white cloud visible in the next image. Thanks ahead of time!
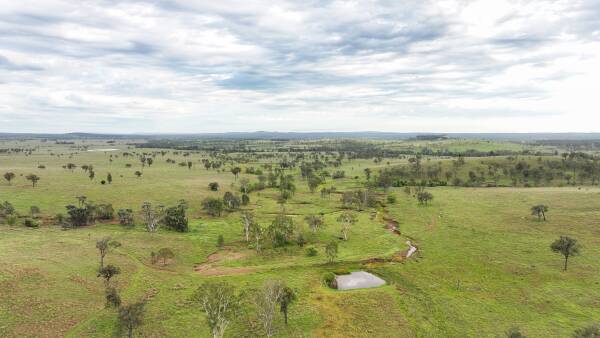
[0,0,598,133]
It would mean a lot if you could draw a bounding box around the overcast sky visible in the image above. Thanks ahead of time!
[1,0,599,133]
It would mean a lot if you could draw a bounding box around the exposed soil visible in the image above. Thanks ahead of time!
[193,249,255,276]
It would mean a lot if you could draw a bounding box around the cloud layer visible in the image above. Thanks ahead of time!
[1,0,599,133]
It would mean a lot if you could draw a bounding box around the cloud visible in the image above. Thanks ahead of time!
[0,0,599,133]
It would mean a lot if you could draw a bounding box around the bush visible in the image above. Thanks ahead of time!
[163,202,188,232]
[23,218,39,228]
[96,204,114,220]
[306,247,318,257]
[5,215,17,226]
[117,209,134,226]
[322,272,337,289]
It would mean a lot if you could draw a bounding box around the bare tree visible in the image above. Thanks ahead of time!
[337,211,357,241]
[141,202,164,233]
[241,211,254,242]
[255,280,285,338]
[193,281,240,338]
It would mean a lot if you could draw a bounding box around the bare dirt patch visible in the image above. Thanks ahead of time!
[193,249,255,276]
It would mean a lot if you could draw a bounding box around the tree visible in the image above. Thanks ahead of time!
[117,209,134,226]
[193,281,240,338]
[118,301,145,338]
[0,201,15,217]
[531,204,549,221]
[304,215,325,234]
[241,212,254,242]
[223,192,241,210]
[573,323,600,338]
[240,177,250,194]
[202,197,224,217]
[268,214,294,247]
[307,175,322,193]
[107,173,112,184]
[89,170,95,180]
[98,264,121,286]
[249,222,264,252]
[96,237,121,269]
[187,161,193,170]
[3,172,15,185]
[550,236,581,271]
[134,170,142,178]
[231,167,241,180]
[241,194,250,206]
[364,168,372,180]
[163,201,189,232]
[337,211,357,241]
[105,286,121,308]
[417,191,433,205]
[217,235,225,248]
[26,174,40,187]
[254,280,285,338]
[208,182,220,191]
[157,247,175,265]
[325,241,338,263]
[279,285,296,325]
[141,202,164,233]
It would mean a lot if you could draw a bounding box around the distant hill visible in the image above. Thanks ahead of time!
[1,131,600,141]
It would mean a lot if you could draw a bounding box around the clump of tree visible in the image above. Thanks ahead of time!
[118,209,134,226]
[202,197,224,217]
[550,236,581,271]
[163,200,189,232]
[340,189,377,210]
[305,215,325,234]
[193,281,241,338]
[223,192,241,211]
[268,215,294,247]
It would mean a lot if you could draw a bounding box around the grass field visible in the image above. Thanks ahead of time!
[1,139,599,337]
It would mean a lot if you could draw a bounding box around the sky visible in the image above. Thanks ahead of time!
[0,0,599,133]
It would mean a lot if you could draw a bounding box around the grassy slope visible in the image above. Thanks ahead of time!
[1,140,599,337]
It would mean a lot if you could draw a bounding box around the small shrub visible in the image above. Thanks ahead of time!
[322,272,337,289]
[24,218,39,228]
[306,247,318,257]
[5,215,17,226]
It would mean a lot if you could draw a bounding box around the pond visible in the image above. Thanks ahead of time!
[335,271,386,290]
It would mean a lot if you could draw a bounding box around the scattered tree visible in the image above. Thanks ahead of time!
[193,281,241,338]
[157,247,175,265]
[550,236,581,271]
[96,237,121,269]
[141,202,164,233]
[325,241,338,263]
[98,264,121,286]
[3,172,15,185]
[305,215,325,234]
[337,211,357,241]
[118,301,145,338]
[531,204,549,221]
[26,174,40,187]
[254,280,285,338]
